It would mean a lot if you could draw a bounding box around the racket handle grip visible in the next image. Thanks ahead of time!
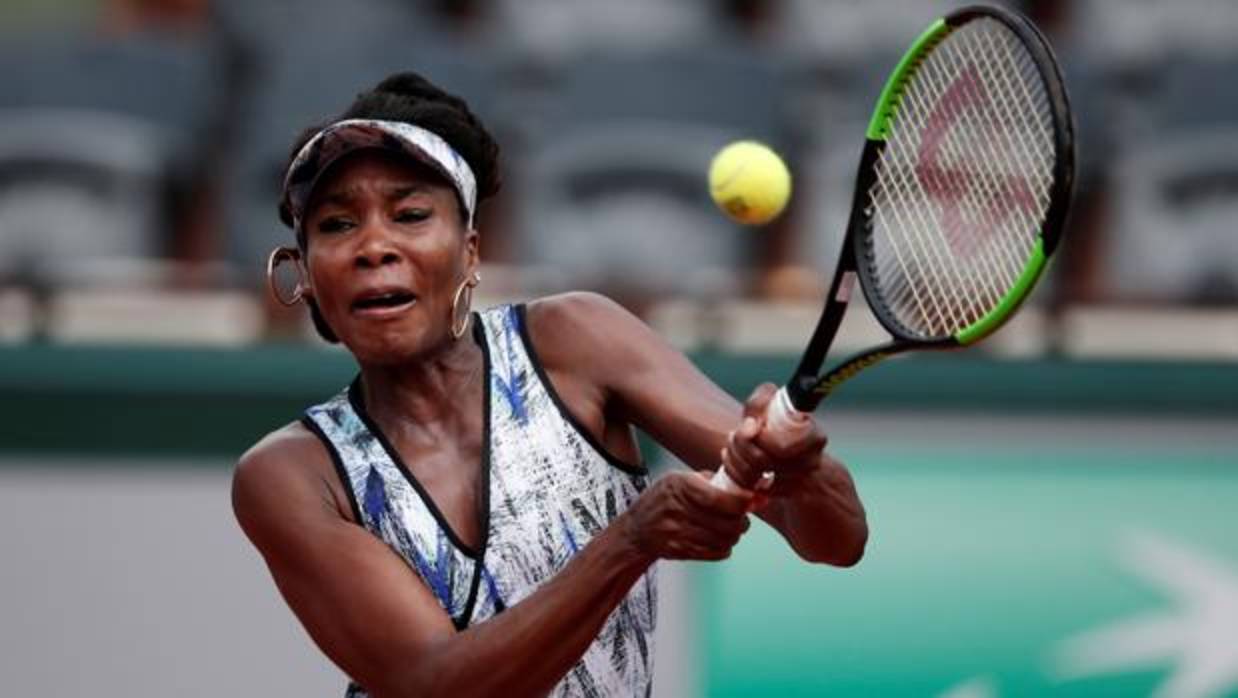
[767,385,810,433]
[710,386,810,491]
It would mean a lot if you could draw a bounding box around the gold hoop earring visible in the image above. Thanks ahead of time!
[450,271,481,339]
[266,246,307,307]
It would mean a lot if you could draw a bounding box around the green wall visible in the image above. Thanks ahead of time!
[701,435,1238,697]
[1,343,1234,457]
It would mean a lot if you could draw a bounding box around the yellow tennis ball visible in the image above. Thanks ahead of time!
[709,140,792,225]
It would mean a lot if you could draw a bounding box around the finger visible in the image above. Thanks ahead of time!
[720,446,764,493]
[729,424,774,474]
[673,512,747,551]
[682,489,756,539]
[690,468,755,516]
[678,512,742,551]
[701,509,752,539]
[742,382,779,422]
[755,419,829,461]
[726,433,776,489]
[670,501,747,540]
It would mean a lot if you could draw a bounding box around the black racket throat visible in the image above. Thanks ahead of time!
[786,140,928,413]
[786,134,970,412]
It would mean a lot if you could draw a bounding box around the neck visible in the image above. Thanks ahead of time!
[357,327,484,437]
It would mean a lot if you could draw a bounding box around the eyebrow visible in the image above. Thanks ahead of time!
[387,184,429,200]
[320,183,430,207]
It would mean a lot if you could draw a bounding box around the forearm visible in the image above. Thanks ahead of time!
[389,514,651,698]
[761,452,867,566]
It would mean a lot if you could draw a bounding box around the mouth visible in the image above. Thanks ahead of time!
[351,288,417,317]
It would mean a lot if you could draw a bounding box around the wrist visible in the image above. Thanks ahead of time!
[608,509,657,570]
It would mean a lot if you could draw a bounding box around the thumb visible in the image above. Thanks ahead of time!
[742,382,778,422]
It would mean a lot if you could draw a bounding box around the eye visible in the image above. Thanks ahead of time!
[316,216,354,234]
[394,208,431,224]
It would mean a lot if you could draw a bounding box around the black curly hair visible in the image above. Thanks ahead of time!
[280,71,502,343]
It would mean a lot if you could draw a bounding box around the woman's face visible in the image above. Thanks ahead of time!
[301,149,479,365]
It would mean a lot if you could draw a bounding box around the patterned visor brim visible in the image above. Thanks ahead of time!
[281,118,478,230]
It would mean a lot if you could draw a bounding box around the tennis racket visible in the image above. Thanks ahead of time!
[714,4,1075,490]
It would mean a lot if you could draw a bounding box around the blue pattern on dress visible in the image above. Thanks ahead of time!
[480,564,505,612]
[494,369,527,425]
[493,307,529,425]
[364,466,455,613]
[362,467,387,523]
[559,510,580,557]
[406,530,455,615]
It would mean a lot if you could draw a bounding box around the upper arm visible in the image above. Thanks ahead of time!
[232,425,455,696]
[525,292,741,471]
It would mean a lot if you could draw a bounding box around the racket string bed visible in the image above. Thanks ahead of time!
[946,20,1046,293]
[876,22,1041,335]
[939,31,1033,302]
[868,17,1057,340]
[956,24,1055,263]
[946,21,1050,322]
[873,86,984,336]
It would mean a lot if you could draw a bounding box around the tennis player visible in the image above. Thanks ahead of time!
[232,72,867,698]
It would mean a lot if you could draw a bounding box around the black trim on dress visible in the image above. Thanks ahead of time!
[300,415,365,526]
[345,312,493,560]
[457,315,492,627]
[514,303,647,476]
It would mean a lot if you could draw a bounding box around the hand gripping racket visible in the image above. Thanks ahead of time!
[714,5,1075,490]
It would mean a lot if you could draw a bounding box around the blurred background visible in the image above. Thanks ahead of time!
[0,0,1235,696]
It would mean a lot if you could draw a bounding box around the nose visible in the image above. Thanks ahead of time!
[353,221,402,269]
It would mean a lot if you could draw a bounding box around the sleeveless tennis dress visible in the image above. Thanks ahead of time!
[303,304,657,698]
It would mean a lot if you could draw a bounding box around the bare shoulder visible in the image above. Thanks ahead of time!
[524,291,657,373]
[234,421,328,491]
[524,291,635,333]
[232,422,342,541]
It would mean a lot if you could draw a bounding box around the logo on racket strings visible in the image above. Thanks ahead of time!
[915,65,1037,258]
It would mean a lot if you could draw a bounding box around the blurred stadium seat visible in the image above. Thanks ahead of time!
[0,109,167,283]
[1157,56,1238,132]
[779,0,965,65]
[492,0,715,63]
[535,44,793,146]
[1107,130,1238,303]
[510,43,797,304]
[1099,51,1238,304]
[1072,0,1238,63]
[0,31,223,286]
[0,31,221,131]
[514,123,749,302]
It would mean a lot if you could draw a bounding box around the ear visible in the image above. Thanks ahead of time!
[297,252,315,300]
[463,228,481,280]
